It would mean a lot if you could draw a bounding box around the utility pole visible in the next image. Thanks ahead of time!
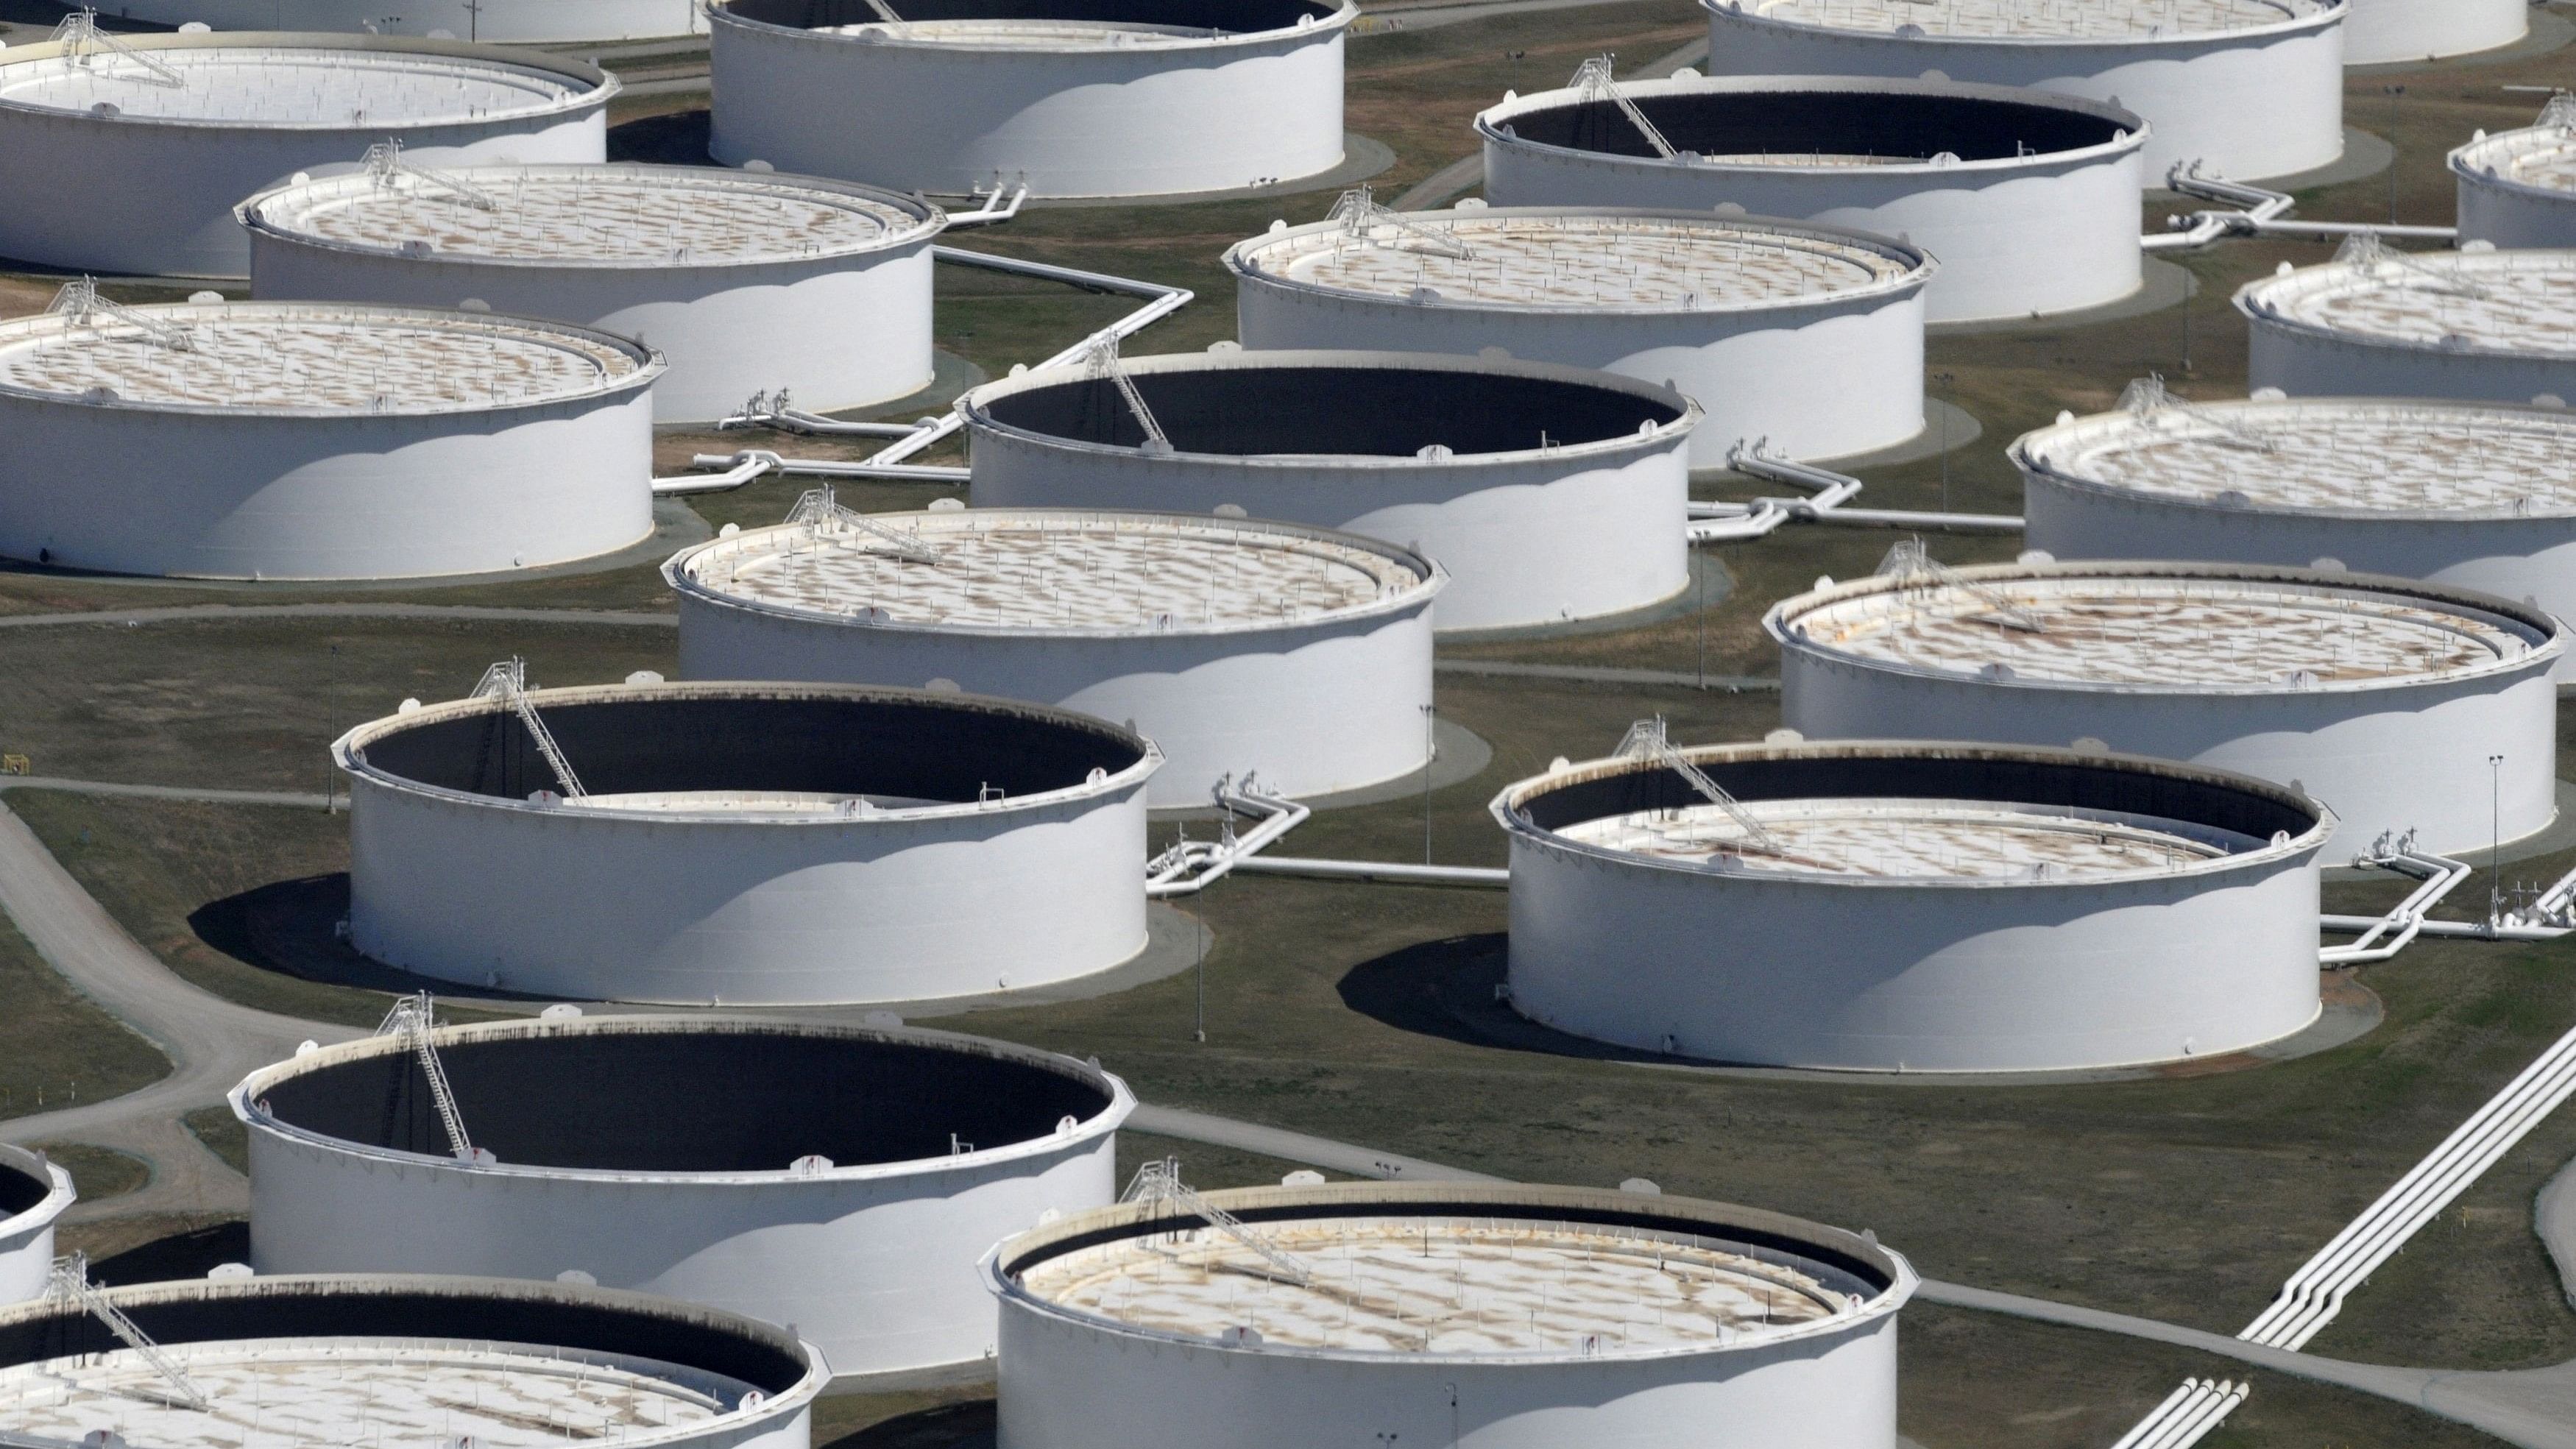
[2491,754,2505,924]
[1192,915,1206,1043]
[1932,371,1957,512]
[2385,85,2407,225]
[1420,704,1437,864]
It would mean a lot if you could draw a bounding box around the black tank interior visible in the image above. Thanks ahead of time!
[0,1159,48,1218]
[1504,88,2131,163]
[356,693,1142,803]
[982,365,1685,455]
[730,0,1333,29]
[256,1029,1113,1172]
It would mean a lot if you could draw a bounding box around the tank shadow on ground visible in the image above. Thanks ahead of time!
[822,1400,995,1449]
[88,1219,250,1287]
[609,107,716,168]
[189,873,566,1005]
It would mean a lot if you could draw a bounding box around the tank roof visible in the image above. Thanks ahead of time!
[2236,248,2576,361]
[993,1182,1911,1362]
[711,0,1351,47]
[1227,206,1929,314]
[0,300,656,416]
[241,164,940,268]
[1718,0,2333,41]
[666,507,1438,637]
[2015,395,2576,519]
[2452,120,2576,198]
[1769,562,2561,692]
[0,35,610,127]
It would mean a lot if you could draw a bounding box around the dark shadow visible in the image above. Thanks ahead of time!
[823,1400,995,1449]
[1335,932,1685,1067]
[188,874,557,1001]
[90,1220,250,1286]
[0,1,167,26]
[609,107,716,166]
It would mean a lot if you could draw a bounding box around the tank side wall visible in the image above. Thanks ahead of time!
[2246,319,2576,406]
[2452,175,2576,250]
[0,1222,52,1304]
[2343,0,2524,64]
[68,0,706,41]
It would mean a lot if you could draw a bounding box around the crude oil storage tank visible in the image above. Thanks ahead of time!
[705,0,1353,199]
[2238,245,2576,405]
[337,676,1158,1005]
[0,29,614,277]
[2017,387,2576,680]
[1495,737,2330,1073]
[1476,77,2146,324]
[1225,202,1931,467]
[0,1272,825,1449]
[241,163,942,425]
[962,350,1696,632]
[77,0,706,43]
[2345,0,2525,65]
[1768,559,2563,857]
[666,505,1442,807]
[0,1146,73,1305]
[987,1178,1917,1449]
[2452,106,2576,249]
[1699,0,2344,182]
[233,1016,1132,1385]
[0,294,659,581]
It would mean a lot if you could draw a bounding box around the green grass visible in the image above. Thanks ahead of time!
[183,1105,249,1177]
[26,1142,149,1203]
[0,902,167,1121]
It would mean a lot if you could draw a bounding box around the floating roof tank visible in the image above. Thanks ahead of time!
[0,31,615,277]
[2237,246,2576,406]
[66,0,710,43]
[0,1146,74,1305]
[2452,106,2576,249]
[1226,204,1932,467]
[1477,76,2147,324]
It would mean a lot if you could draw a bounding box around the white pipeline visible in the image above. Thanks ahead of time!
[2145,167,2457,253]
[1145,779,1312,898]
[1689,442,2024,542]
[2316,840,2472,966]
[652,450,776,496]
[1229,857,1510,887]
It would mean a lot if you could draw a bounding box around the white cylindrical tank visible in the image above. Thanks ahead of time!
[0,1273,825,1449]
[1768,560,2564,858]
[1477,77,2146,325]
[232,1016,1133,1385]
[0,297,658,581]
[337,679,1160,1005]
[1226,205,1930,467]
[667,506,1442,806]
[706,0,1352,198]
[2017,389,2576,681]
[1496,739,2331,1073]
[2239,248,2576,405]
[988,1180,1917,1449]
[0,32,614,277]
[2344,0,2524,65]
[241,163,941,425]
[0,1145,74,1305]
[71,0,706,43]
[1700,0,2343,182]
[2452,110,2576,249]
[962,350,1696,631]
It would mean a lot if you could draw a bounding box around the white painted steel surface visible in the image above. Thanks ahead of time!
[1496,741,2330,1073]
[80,0,706,42]
[2344,0,2524,64]
[0,34,613,277]
[0,1144,74,1305]
[242,165,941,424]
[2453,120,2576,249]
[1769,561,2563,857]
[337,681,1158,1005]
[2240,249,2576,405]
[0,300,657,580]
[0,1275,825,1449]
[1227,206,1928,465]
[706,0,1351,198]
[668,509,1441,805]
[1476,78,2147,324]
[232,1018,1131,1383]
[962,350,1696,632]
[2017,395,2576,681]
[988,1182,1915,1449]
[1699,0,2344,181]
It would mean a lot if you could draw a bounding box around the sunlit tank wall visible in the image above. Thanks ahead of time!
[337,682,1158,1005]
[0,34,613,278]
[1476,77,2147,325]
[241,166,941,424]
[1768,562,2564,857]
[987,1181,1917,1449]
[232,1018,1131,1384]
[1699,0,2343,181]
[2237,251,2576,405]
[0,1273,825,1449]
[706,0,1351,198]
[2016,397,2576,681]
[1225,206,1931,466]
[962,350,1696,631]
[1496,741,2329,1073]
[2452,125,2576,249]
[0,301,659,581]
[2344,0,2524,65]
[87,0,707,42]
[666,511,1443,806]
[0,1146,73,1305]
